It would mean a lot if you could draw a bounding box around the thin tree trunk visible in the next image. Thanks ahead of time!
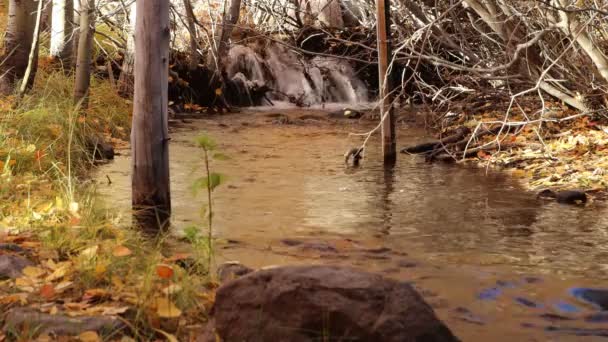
[0,0,37,95]
[50,0,74,67]
[72,0,80,68]
[118,2,136,97]
[208,0,242,74]
[73,0,94,107]
[182,0,199,71]
[19,0,45,96]
[131,0,171,233]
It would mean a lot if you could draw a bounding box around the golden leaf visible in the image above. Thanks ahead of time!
[78,331,101,342]
[154,297,182,318]
[22,266,45,279]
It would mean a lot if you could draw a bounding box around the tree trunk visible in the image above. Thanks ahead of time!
[72,0,80,68]
[131,0,171,234]
[182,0,199,71]
[19,0,45,96]
[209,0,242,74]
[73,0,94,107]
[50,0,74,67]
[0,0,37,95]
[117,1,136,96]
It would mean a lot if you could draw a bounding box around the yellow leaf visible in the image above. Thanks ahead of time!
[161,284,182,295]
[155,297,181,318]
[45,265,69,282]
[215,88,222,96]
[78,331,101,342]
[95,264,107,279]
[22,266,45,279]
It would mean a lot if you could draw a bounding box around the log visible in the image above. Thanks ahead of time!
[401,126,471,154]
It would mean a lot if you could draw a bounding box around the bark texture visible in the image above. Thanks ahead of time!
[0,0,38,95]
[73,0,95,106]
[131,0,171,233]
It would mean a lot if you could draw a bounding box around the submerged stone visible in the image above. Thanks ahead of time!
[571,288,608,310]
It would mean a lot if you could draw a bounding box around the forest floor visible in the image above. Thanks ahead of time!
[0,69,606,340]
[401,98,608,201]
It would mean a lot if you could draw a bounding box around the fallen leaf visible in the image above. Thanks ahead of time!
[22,266,45,279]
[78,331,101,342]
[162,284,182,295]
[156,264,174,279]
[80,245,98,259]
[112,245,132,257]
[39,284,55,300]
[154,297,181,318]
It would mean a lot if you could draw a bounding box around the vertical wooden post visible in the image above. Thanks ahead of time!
[376,0,396,164]
[132,0,171,234]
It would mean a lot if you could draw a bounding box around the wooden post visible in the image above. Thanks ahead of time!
[131,0,171,234]
[376,0,396,164]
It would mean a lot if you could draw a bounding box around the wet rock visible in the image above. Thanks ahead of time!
[217,261,253,283]
[539,313,574,321]
[299,241,338,253]
[453,307,485,325]
[0,255,33,279]
[585,312,608,323]
[397,260,418,268]
[545,326,608,337]
[523,276,542,284]
[203,265,459,342]
[571,288,608,310]
[280,238,303,247]
[537,189,587,205]
[553,300,580,313]
[86,135,114,160]
[515,297,542,308]
[3,308,125,336]
[477,287,501,301]
[364,247,392,254]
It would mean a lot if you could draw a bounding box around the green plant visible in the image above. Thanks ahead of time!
[191,134,228,269]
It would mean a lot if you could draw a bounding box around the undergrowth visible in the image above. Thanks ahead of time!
[0,69,214,340]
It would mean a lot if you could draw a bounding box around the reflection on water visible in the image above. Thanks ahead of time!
[96,109,608,341]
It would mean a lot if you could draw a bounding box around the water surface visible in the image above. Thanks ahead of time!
[97,109,608,341]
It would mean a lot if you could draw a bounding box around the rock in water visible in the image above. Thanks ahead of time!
[202,265,459,342]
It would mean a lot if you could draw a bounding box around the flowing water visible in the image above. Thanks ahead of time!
[97,107,608,341]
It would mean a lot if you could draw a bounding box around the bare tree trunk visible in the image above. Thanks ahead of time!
[208,0,242,74]
[50,0,74,67]
[182,0,199,71]
[72,0,80,68]
[73,0,95,107]
[131,0,171,234]
[117,1,135,96]
[19,0,45,96]
[0,0,37,95]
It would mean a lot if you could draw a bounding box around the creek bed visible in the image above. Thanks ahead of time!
[96,107,608,341]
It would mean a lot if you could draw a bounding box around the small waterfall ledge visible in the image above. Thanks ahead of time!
[224,44,369,107]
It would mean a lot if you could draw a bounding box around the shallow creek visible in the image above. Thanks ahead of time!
[97,108,608,341]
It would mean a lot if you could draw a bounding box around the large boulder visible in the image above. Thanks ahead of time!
[202,265,459,342]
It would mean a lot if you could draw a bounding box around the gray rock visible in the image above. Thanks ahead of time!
[3,308,125,336]
[202,265,459,342]
[0,255,33,279]
[217,261,253,283]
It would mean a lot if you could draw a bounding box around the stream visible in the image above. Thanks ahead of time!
[96,107,608,341]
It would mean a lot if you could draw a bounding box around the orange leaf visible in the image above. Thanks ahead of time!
[477,150,490,159]
[40,284,56,300]
[156,264,174,279]
[112,245,132,257]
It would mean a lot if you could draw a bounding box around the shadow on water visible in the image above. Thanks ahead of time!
[96,108,608,341]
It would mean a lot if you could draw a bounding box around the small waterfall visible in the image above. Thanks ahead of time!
[224,43,368,106]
